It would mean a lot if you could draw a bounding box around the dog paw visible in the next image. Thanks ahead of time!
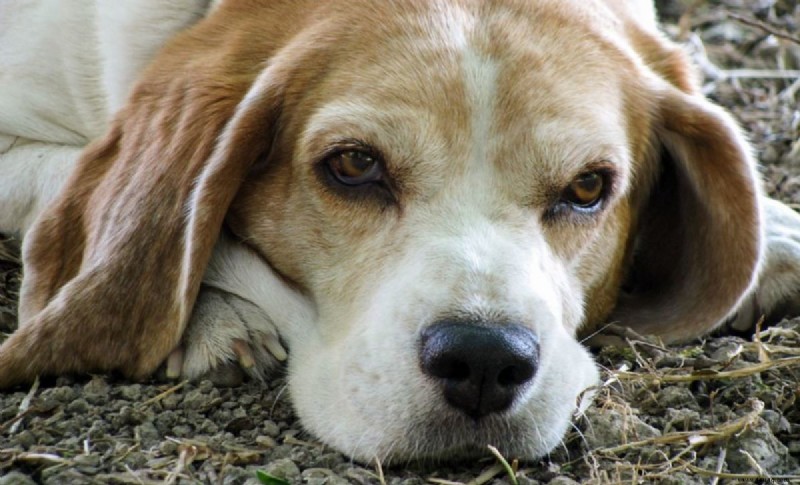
[166,286,287,386]
[730,198,800,331]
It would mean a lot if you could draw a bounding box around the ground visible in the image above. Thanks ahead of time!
[1,1,799,483]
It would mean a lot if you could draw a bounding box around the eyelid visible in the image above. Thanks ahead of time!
[316,138,382,165]
[543,162,618,222]
[314,139,398,205]
[573,161,617,195]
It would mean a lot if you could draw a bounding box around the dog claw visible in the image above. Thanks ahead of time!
[182,286,285,381]
[166,346,185,379]
[261,333,288,362]
[232,338,256,369]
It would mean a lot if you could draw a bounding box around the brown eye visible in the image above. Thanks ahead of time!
[562,172,604,208]
[327,150,382,185]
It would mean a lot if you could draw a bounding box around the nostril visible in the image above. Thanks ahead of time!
[497,363,534,387]
[427,356,471,381]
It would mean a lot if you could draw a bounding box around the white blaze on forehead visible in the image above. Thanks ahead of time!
[461,47,499,175]
[428,3,499,176]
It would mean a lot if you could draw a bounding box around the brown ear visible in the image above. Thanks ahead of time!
[611,84,764,342]
[0,39,284,387]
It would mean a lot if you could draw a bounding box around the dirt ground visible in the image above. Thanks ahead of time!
[1,1,799,484]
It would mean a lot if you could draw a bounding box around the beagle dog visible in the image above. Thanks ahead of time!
[2,0,800,463]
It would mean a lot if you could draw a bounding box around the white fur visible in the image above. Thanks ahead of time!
[0,137,81,235]
[0,0,214,235]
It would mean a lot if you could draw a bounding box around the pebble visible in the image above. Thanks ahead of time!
[183,388,210,410]
[263,458,301,482]
[15,430,36,449]
[42,386,76,403]
[83,377,111,405]
[135,421,161,447]
[118,384,143,401]
[726,418,790,473]
[0,472,37,485]
[583,408,661,449]
[547,477,580,485]
[302,468,351,485]
[262,420,281,437]
[654,385,699,410]
[66,398,90,414]
[255,435,277,448]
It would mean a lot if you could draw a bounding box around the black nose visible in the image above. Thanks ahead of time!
[419,321,539,419]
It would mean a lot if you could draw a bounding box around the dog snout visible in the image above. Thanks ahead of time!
[419,321,539,419]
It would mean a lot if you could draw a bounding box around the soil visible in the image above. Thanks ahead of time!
[1,1,799,483]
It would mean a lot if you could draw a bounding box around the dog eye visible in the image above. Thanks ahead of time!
[562,172,604,208]
[326,150,383,185]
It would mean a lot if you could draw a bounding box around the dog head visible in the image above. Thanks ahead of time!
[1,0,762,462]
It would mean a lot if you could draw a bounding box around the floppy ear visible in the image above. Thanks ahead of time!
[611,83,764,342]
[0,45,284,387]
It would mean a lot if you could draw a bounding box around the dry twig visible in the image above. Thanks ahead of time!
[614,356,800,384]
[728,12,800,45]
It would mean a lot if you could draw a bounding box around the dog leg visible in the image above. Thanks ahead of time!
[167,231,316,385]
[731,197,800,330]
[174,286,287,386]
[0,137,80,236]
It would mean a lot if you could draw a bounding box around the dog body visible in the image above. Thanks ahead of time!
[2,0,800,462]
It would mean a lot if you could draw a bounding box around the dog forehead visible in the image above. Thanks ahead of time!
[297,1,634,196]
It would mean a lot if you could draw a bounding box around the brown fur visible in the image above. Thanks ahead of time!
[0,0,762,387]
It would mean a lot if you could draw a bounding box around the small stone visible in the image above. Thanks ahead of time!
[198,418,220,434]
[86,419,107,440]
[83,377,110,405]
[122,451,148,468]
[159,440,178,455]
[183,389,210,410]
[656,386,699,410]
[761,409,791,434]
[547,477,580,485]
[135,422,161,447]
[726,418,789,473]
[113,406,145,426]
[263,458,301,482]
[302,468,350,485]
[255,435,277,448]
[154,410,178,432]
[172,424,192,437]
[0,471,37,485]
[657,472,704,485]
[310,452,344,469]
[118,384,143,401]
[42,386,76,403]
[73,454,101,468]
[583,408,661,449]
[66,398,90,414]
[262,420,280,437]
[161,392,181,410]
[16,430,36,448]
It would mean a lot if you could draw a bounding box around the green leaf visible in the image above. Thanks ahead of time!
[256,470,291,485]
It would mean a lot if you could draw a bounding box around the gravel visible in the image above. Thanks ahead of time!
[2,1,800,483]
